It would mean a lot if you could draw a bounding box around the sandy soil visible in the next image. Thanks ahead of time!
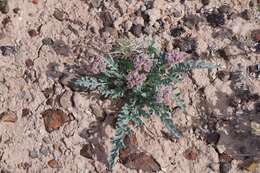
[0,0,260,173]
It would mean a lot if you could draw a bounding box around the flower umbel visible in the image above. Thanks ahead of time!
[166,51,186,64]
[126,70,146,88]
[133,55,153,73]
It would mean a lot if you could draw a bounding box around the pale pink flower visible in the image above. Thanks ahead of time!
[126,70,146,88]
[166,51,186,64]
[133,55,153,72]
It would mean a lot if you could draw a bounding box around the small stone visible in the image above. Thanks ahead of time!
[48,159,60,168]
[170,26,185,37]
[0,45,16,56]
[183,15,202,29]
[89,0,102,8]
[29,148,38,159]
[220,162,231,173]
[0,111,18,123]
[13,7,20,14]
[25,59,34,68]
[130,24,143,37]
[206,11,225,27]
[32,0,38,4]
[41,109,69,133]
[42,37,54,46]
[90,103,105,121]
[176,37,197,53]
[183,148,198,160]
[100,11,114,27]
[124,152,161,172]
[255,43,260,53]
[205,132,220,145]
[216,70,230,81]
[80,144,94,159]
[53,8,67,21]
[218,5,231,14]
[2,16,11,27]
[52,40,70,56]
[28,29,38,37]
[217,48,229,60]
[0,32,5,40]
[219,153,233,162]
[201,0,210,5]
[39,145,49,156]
[251,30,260,42]
[244,162,257,172]
[22,108,32,117]
[0,169,11,173]
[240,9,250,20]
[0,0,9,14]
[217,144,226,153]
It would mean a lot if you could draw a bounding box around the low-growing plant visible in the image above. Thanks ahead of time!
[73,40,216,170]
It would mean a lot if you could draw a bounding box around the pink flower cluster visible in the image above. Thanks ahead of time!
[126,55,153,88]
[156,85,174,107]
[133,55,153,73]
[166,50,186,64]
[85,55,106,74]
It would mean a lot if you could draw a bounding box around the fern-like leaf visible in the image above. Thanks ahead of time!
[150,105,181,139]
[74,76,124,99]
[108,103,132,169]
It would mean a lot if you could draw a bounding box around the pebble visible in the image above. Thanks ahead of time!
[218,5,231,15]
[205,132,220,145]
[90,0,102,8]
[240,9,250,20]
[0,0,9,14]
[123,152,161,172]
[170,26,185,37]
[48,159,60,168]
[251,29,260,42]
[42,37,54,46]
[216,70,230,81]
[28,29,38,37]
[53,9,67,22]
[80,143,94,159]
[29,148,39,159]
[201,0,210,6]
[206,11,225,27]
[219,162,231,173]
[130,24,143,37]
[100,11,114,27]
[176,37,197,53]
[39,145,49,156]
[183,15,202,29]
[254,42,260,53]
[0,111,18,123]
[41,109,70,133]
[183,148,198,160]
[90,103,105,121]
[0,46,16,56]
[52,40,70,56]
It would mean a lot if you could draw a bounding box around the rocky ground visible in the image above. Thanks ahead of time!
[0,0,260,172]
